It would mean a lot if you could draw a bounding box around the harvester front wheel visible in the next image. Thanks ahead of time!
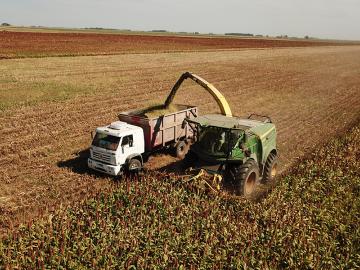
[262,153,278,183]
[227,160,260,196]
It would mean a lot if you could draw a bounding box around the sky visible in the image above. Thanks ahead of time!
[1,0,359,40]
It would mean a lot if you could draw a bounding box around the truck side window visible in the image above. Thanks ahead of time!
[122,135,134,147]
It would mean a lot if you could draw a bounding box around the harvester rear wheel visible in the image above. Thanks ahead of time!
[262,153,278,183]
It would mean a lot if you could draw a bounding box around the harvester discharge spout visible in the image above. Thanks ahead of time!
[164,72,232,117]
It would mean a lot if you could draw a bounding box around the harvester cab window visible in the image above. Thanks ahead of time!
[121,135,134,147]
[228,129,243,149]
[199,127,228,156]
[220,129,243,156]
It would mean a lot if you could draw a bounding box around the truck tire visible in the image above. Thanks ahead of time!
[127,158,142,173]
[262,153,278,184]
[176,140,188,159]
[227,160,260,196]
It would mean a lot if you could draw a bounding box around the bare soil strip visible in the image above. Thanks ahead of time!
[0,46,360,233]
[0,31,347,59]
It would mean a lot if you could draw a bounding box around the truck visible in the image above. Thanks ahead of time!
[87,71,229,176]
[87,104,198,175]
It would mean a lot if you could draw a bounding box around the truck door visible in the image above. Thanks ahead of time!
[120,135,134,164]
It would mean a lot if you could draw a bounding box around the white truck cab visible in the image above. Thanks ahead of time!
[88,121,145,175]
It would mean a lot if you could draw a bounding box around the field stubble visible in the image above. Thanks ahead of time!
[0,46,360,233]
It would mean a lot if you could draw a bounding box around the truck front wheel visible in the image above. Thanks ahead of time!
[127,158,142,173]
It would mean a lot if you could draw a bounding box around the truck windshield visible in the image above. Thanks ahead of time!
[92,133,120,151]
[198,127,242,156]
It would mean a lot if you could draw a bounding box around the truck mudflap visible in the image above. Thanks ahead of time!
[88,158,122,176]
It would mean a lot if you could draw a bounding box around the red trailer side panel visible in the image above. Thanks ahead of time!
[118,104,198,152]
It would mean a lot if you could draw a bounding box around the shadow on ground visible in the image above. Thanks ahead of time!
[158,159,282,202]
[57,149,279,202]
[57,148,105,178]
[57,148,182,178]
[157,160,184,174]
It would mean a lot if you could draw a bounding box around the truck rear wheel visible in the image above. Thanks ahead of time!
[176,140,189,159]
[227,160,260,196]
[262,153,278,184]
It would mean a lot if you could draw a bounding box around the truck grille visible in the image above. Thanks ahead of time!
[93,151,112,164]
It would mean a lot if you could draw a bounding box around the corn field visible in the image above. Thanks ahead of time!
[1,123,359,269]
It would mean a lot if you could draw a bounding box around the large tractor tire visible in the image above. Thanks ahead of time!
[227,160,260,196]
[262,153,278,184]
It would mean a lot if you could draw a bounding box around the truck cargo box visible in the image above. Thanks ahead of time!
[118,104,198,152]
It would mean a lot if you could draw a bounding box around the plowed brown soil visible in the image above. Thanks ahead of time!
[0,30,343,59]
[1,46,360,234]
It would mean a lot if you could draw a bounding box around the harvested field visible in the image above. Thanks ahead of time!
[1,46,360,234]
[0,30,345,59]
